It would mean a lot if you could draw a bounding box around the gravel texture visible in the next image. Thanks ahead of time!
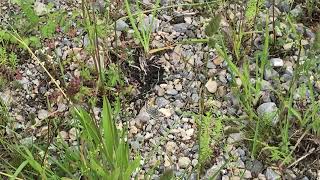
[1,0,320,179]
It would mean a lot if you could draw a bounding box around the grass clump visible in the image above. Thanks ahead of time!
[3,97,140,179]
[199,0,320,167]
[124,0,161,54]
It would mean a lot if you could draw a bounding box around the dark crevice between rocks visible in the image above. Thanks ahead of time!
[122,50,165,105]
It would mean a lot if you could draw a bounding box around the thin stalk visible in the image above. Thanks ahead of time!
[272,0,276,47]
[91,3,104,83]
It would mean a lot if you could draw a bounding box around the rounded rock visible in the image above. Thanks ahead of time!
[178,157,191,168]
[205,79,218,93]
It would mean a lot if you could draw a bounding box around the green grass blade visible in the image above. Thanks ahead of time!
[11,160,28,180]
[102,97,117,162]
[125,0,146,52]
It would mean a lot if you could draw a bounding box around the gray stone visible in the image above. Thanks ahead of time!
[204,159,225,179]
[244,170,252,179]
[166,89,178,95]
[207,61,215,69]
[20,136,36,147]
[285,169,297,179]
[306,28,315,40]
[278,1,290,12]
[135,106,150,123]
[139,14,159,33]
[227,133,243,143]
[290,5,303,17]
[247,160,264,175]
[57,103,67,112]
[34,1,49,16]
[159,108,173,117]
[270,58,284,67]
[283,42,294,50]
[261,80,272,91]
[257,102,279,124]
[173,23,189,33]
[191,93,200,103]
[265,168,281,180]
[222,175,229,180]
[38,109,49,120]
[155,97,170,108]
[264,68,279,80]
[116,19,129,31]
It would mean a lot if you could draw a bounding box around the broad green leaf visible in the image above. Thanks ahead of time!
[74,108,100,147]
[90,158,107,177]
[123,155,141,179]
[102,97,117,162]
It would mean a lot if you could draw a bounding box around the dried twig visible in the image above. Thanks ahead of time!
[288,147,316,168]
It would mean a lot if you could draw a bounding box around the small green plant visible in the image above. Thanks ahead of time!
[0,76,8,91]
[8,97,140,179]
[198,113,213,166]
[0,47,18,69]
[199,0,320,166]
[124,0,161,53]
[105,63,123,88]
[196,111,224,178]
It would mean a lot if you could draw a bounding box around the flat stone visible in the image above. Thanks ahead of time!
[166,89,178,95]
[38,109,49,120]
[115,19,129,31]
[156,97,170,108]
[135,106,150,123]
[228,132,243,143]
[270,58,284,67]
[244,170,252,179]
[265,168,281,180]
[283,42,294,50]
[159,108,173,117]
[205,79,218,93]
[173,23,189,33]
[178,157,191,168]
[165,141,177,153]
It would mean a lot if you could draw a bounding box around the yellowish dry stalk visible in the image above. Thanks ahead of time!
[9,32,72,105]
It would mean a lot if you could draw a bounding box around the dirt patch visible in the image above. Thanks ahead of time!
[122,51,165,103]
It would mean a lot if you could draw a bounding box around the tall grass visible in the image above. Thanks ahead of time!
[201,0,320,165]
[1,97,140,179]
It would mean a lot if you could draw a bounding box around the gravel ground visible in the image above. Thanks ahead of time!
[1,0,320,179]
